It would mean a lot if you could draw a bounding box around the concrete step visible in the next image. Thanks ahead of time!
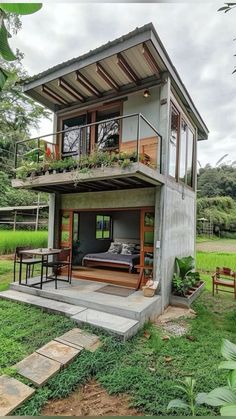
[10,282,161,322]
[71,309,140,340]
[0,290,86,317]
[0,290,140,340]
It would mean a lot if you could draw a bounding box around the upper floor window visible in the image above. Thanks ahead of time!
[169,105,179,178]
[168,101,195,188]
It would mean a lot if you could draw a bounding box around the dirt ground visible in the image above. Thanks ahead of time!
[42,380,142,416]
[196,240,236,253]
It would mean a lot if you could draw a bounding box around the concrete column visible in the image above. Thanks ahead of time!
[48,193,56,248]
[157,73,171,311]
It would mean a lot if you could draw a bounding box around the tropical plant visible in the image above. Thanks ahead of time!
[168,339,236,416]
[0,3,42,89]
[167,377,199,416]
[172,256,200,296]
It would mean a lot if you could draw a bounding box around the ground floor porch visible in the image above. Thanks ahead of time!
[8,276,162,339]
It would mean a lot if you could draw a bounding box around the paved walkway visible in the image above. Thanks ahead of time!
[0,328,101,416]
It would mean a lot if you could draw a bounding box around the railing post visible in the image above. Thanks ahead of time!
[136,114,140,163]
[37,138,40,163]
[14,143,18,176]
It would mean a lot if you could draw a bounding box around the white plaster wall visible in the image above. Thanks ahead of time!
[122,86,160,141]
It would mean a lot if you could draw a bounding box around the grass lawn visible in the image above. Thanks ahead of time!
[12,290,236,416]
[0,237,235,415]
[0,299,76,377]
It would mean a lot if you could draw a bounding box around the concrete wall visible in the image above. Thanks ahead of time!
[161,180,196,307]
[122,86,160,141]
[61,187,156,210]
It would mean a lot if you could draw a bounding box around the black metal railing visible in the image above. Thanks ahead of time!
[14,113,162,175]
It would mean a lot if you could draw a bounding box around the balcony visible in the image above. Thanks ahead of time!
[12,113,164,193]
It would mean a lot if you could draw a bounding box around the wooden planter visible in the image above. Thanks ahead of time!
[170,281,205,308]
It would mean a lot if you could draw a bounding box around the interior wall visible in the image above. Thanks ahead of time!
[74,209,140,265]
[112,210,140,240]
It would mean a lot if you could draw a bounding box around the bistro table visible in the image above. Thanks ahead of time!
[19,248,62,289]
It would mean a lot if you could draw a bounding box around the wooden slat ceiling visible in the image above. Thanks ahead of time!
[32,40,163,109]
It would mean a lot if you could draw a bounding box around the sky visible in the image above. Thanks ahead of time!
[11,1,236,167]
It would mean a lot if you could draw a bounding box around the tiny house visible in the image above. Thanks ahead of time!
[13,23,208,308]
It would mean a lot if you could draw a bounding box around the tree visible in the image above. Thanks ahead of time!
[0,3,42,89]
[218,2,236,73]
[0,56,50,175]
[198,164,236,199]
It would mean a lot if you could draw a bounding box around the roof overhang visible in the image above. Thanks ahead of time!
[22,23,208,140]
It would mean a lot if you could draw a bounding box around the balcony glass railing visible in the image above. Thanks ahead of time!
[14,113,162,179]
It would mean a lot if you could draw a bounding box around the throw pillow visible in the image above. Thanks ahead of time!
[120,243,136,255]
[107,242,122,254]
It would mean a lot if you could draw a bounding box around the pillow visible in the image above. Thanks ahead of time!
[107,242,122,254]
[120,243,136,255]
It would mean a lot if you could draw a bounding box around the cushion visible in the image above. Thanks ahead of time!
[107,242,122,254]
[120,243,136,255]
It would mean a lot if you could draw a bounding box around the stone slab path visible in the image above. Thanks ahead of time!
[36,340,82,366]
[15,352,61,387]
[0,328,101,415]
[0,375,35,416]
[55,328,101,352]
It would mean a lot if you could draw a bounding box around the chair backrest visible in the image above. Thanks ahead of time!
[215,266,236,280]
[58,248,71,263]
[15,246,32,260]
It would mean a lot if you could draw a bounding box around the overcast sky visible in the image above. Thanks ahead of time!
[11,1,236,167]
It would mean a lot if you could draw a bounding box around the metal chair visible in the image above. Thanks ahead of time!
[43,248,72,289]
[212,267,236,299]
[13,246,41,283]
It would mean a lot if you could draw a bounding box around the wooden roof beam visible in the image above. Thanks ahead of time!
[96,62,120,91]
[76,71,101,97]
[58,78,85,102]
[117,53,140,84]
[142,43,160,78]
[41,84,69,105]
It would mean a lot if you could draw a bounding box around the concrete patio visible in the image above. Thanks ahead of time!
[0,277,162,339]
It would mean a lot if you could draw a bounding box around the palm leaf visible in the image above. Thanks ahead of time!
[0,3,42,15]
[167,399,190,411]
[220,404,236,416]
[221,339,236,361]
[0,21,16,61]
[202,387,236,407]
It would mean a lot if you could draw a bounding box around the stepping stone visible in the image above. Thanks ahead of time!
[0,375,35,416]
[36,340,82,366]
[15,352,61,387]
[55,328,101,352]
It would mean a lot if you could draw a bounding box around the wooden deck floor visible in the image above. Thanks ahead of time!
[71,267,139,288]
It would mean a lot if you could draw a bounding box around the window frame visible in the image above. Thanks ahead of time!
[169,95,196,190]
[168,103,180,180]
[95,214,112,240]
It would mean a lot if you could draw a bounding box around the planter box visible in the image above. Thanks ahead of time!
[170,281,205,308]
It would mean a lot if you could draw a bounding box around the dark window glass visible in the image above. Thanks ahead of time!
[179,119,187,183]
[96,215,111,239]
[62,114,90,156]
[96,111,120,151]
[169,106,179,178]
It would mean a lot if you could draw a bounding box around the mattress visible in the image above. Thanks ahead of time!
[82,252,140,269]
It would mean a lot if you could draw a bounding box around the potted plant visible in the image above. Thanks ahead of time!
[170,256,205,308]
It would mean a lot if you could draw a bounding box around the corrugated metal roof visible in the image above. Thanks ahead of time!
[23,23,153,86]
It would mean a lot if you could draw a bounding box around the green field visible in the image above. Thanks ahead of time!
[0,230,48,255]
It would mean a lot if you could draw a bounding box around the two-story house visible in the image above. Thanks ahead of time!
[12,23,208,318]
